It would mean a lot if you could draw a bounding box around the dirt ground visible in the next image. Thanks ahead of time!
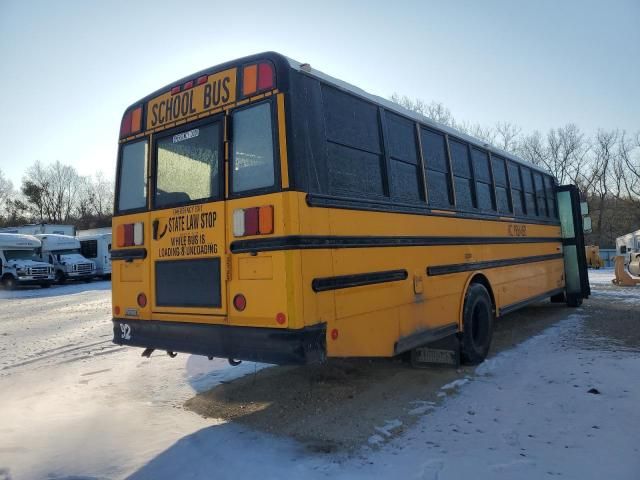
[185,286,640,453]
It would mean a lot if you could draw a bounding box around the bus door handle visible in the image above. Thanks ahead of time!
[152,219,159,240]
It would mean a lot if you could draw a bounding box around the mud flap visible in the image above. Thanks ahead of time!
[410,334,460,368]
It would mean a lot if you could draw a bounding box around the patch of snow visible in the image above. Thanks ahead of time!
[1,274,639,479]
[374,419,403,438]
[408,400,435,415]
[440,378,469,391]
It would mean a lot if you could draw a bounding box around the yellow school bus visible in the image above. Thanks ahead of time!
[112,52,590,365]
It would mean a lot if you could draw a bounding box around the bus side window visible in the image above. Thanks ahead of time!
[521,166,537,216]
[507,161,525,216]
[491,156,511,214]
[385,112,423,203]
[420,128,453,208]
[320,86,384,199]
[470,148,495,212]
[449,138,475,210]
[533,172,548,217]
[544,175,557,218]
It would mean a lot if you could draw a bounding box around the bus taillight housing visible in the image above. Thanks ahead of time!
[233,206,273,237]
[242,61,275,97]
[120,105,143,138]
[116,222,144,247]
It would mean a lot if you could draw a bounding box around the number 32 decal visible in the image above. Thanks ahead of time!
[120,323,132,340]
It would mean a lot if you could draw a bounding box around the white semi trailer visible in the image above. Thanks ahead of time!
[0,233,55,289]
[78,229,112,278]
[35,234,96,283]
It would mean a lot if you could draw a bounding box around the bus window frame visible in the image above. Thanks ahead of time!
[150,114,226,211]
[228,98,281,199]
[114,137,150,217]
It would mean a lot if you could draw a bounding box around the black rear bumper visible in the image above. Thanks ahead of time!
[112,318,326,365]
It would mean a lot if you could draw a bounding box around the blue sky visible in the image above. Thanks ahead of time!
[0,0,638,186]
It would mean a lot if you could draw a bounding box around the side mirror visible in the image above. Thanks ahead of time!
[583,216,592,234]
[580,202,589,216]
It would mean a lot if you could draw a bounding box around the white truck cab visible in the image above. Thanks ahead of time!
[36,234,96,283]
[0,233,55,289]
[78,231,112,279]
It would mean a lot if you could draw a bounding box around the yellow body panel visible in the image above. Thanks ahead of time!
[113,188,564,358]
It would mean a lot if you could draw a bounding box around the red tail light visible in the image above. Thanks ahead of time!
[233,294,247,311]
[257,62,274,90]
[119,106,143,138]
[137,293,147,308]
[244,208,259,236]
[120,111,132,137]
[124,224,134,246]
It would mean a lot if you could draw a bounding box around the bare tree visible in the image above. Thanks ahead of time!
[454,120,497,145]
[589,130,619,245]
[0,169,13,219]
[22,161,84,223]
[390,94,455,127]
[620,130,640,200]
[518,130,547,167]
[494,121,522,153]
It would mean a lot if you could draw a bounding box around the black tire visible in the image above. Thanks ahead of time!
[55,271,66,284]
[40,283,51,289]
[2,275,17,290]
[83,278,93,283]
[460,283,494,365]
[567,295,583,308]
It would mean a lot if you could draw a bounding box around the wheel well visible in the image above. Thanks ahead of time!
[469,274,496,314]
[2,273,15,281]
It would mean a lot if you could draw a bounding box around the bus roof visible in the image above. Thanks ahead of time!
[282,55,550,176]
[123,51,550,177]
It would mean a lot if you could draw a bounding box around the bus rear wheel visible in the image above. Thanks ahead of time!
[460,283,494,365]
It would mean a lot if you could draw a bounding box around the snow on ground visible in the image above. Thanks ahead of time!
[588,267,616,286]
[588,268,640,305]
[1,277,639,479]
